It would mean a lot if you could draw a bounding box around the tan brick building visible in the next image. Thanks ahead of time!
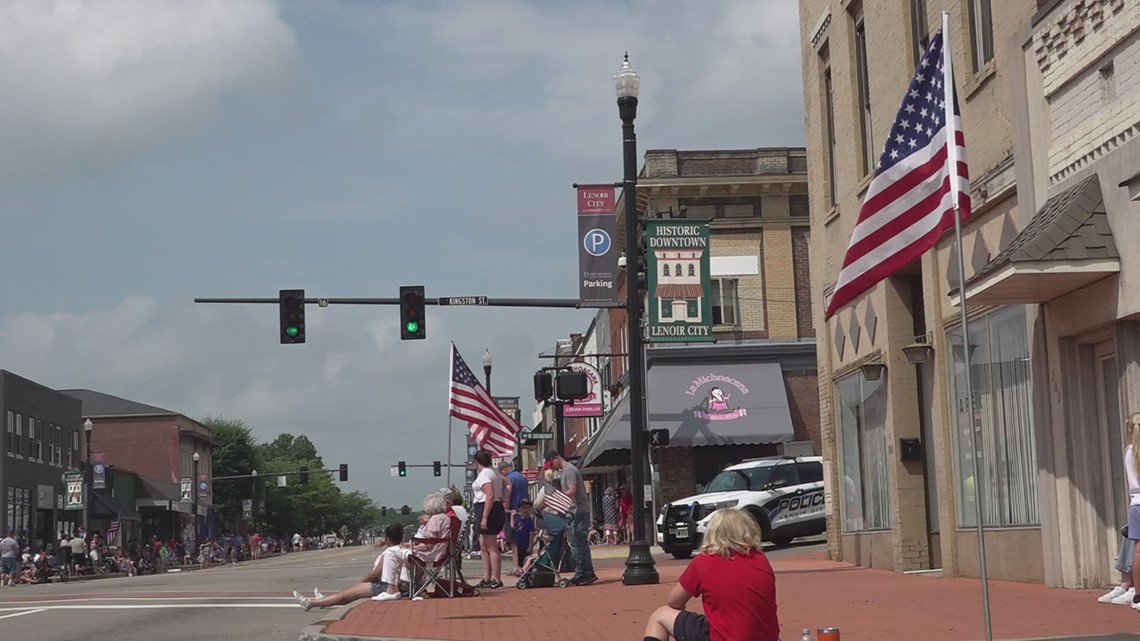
[544,148,822,535]
[800,0,1140,587]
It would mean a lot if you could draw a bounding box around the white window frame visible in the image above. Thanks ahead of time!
[968,0,994,72]
[14,413,22,459]
[821,50,838,207]
[853,8,875,177]
[5,410,12,457]
[711,278,740,327]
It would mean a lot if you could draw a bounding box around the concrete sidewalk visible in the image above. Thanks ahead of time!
[299,547,1140,641]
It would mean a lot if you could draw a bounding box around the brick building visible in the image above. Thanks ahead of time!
[799,0,1140,587]
[547,147,821,525]
[61,389,216,545]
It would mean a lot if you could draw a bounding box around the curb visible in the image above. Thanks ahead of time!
[56,572,128,583]
[297,601,454,641]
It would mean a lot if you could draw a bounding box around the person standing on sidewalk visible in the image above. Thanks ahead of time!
[1121,411,1140,611]
[543,450,597,585]
[472,450,506,589]
[642,509,780,641]
[0,531,19,587]
[1101,414,1139,605]
[499,462,529,557]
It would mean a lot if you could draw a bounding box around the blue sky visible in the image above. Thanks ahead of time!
[0,0,804,507]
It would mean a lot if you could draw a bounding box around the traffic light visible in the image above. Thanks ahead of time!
[433,460,442,477]
[381,506,387,516]
[400,505,410,515]
[299,466,309,484]
[339,464,348,482]
[534,371,553,402]
[279,289,306,344]
[397,461,407,477]
[399,285,426,340]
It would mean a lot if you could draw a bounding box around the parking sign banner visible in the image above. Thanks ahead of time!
[577,185,620,308]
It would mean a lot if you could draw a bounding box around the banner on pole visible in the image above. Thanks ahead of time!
[64,472,85,511]
[180,477,193,502]
[645,219,714,343]
[242,499,253,521]
[197,472,209,499]
[92,452,107,490]
[577,185,620,308]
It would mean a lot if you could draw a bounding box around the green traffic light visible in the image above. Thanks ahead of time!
[405,321,420,334]
[399,471,406,477]
[285,326,300,337]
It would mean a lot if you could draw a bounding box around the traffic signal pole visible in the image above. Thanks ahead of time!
[196,296,599,309]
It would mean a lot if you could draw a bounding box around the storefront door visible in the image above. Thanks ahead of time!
[1097,349,1125,532]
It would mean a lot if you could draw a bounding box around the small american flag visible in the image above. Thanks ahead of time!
[105,520,121,547]
[825,29,971,319]
[543,488,575,516]
[449,343,520,457]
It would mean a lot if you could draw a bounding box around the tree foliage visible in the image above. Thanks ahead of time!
[199,420,382,540]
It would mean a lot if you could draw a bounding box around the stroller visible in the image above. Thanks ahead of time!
[515,512,574,590]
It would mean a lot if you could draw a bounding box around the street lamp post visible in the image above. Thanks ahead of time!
[192,451,200,551]
[483,349,493,392]
[616,53,659,586]
[83,419,93,528]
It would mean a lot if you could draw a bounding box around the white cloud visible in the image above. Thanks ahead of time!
[0,0,301,173]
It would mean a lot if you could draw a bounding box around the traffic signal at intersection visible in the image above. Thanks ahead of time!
[433,460,442,477]
[339,464,348,482]
[279,289,306,344]
[299,466,309,484]
[397,461,407,477]
[399,286,425,340]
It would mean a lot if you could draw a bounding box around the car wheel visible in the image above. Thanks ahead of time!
[746,508,772,541]
[770,535,794,547]
[671,549,693,560]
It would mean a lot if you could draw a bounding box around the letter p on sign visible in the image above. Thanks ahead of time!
[583,228,611,256]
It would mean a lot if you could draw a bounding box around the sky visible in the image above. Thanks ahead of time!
[0,0,805,508]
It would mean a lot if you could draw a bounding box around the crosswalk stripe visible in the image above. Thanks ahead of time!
[0,603,313,612]
[0,609,45,620]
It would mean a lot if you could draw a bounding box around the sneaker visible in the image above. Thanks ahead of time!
[474,579,491,588]
[1100,586,1129,603]
[372,591,401,602]
[293,590,312,611]
[1131,599,1140,612]
[572,573,599,586]
[487,580,504,589]
[1111,587,1136,605]
[313,588,324,599]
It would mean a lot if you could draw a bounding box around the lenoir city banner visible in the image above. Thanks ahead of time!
[576,185,620,307]
[646,219,714,343]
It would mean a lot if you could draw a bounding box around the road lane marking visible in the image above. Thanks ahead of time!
[0,609,46,620]
[0,603,318,611]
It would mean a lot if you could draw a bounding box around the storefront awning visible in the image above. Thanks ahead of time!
[92,491,142,522]
[656,284,704,299]
[581,361,795,468]
[952,173,1119,307]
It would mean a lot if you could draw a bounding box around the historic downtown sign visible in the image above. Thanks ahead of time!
[646,219,714,343]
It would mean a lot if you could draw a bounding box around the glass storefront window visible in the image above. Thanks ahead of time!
[837,371,890,532]
[948,306,1039,528]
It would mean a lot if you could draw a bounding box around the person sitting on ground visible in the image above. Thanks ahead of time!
[294,523,407,611]
[642,508,780,641]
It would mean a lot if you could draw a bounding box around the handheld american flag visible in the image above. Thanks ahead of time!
[825,30,971,319]
[542,488,575,516]
[448,343,520,457]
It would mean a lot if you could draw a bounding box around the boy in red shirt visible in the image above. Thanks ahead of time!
[642,508,780,641]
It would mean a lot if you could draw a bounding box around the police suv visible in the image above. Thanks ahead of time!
[656,456,825,559]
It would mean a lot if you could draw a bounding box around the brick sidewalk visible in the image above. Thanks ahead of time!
[318,548,1140,641]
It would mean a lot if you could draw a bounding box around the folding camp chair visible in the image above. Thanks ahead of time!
[407,511,479,599]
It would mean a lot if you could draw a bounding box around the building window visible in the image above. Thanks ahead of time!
[790,194,810,217]
[675,199,760,219]
[853,9,875,176]
[947,306,1038,527]
[662,263,669,277]
[968,0,994,72]
[71,430,79,469]
[822,50,838,207]
[14,413,22,458]
[35,420,42,462]
[5,411,12,456]
[26,417,34,459]
[910,0,929,65]
[6,486,30,538]
[1100,62,1117,103]
[55,425,61,466]
[837,370,890,531]
[711,278,739,326]
[687,264,695,277]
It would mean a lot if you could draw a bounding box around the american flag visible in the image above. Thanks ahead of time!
[825,30,971,319]
[448,343,521,457]
[105,520,121,547]
[542,488,575,516]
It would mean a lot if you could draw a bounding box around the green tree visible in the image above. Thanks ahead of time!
[257,434,322,468]
[331,491,381,541]
[202,416,259,531]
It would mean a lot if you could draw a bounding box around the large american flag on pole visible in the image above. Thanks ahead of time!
[449,343,521,457]
[825,30,970,319]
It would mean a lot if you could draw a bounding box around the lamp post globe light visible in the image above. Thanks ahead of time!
[616,53,659,586]
[83,419,93,527]
[192,451,200,550]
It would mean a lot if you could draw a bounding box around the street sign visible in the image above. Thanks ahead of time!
[645,219,714,343]
[522,432,554,442]
[390,466,399,477]
[439,296,489,306]
[649,428,671,447]
[317,298,329,308]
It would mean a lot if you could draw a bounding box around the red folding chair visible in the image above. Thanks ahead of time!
[408,511,479,598]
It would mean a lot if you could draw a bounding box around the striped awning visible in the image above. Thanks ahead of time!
[656,284,703,299]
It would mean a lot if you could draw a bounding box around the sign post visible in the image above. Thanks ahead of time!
[645,219,714,343]
[577,185,620,307]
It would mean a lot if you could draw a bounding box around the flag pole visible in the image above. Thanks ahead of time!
[447,343,455,488]
[942,11,992,641]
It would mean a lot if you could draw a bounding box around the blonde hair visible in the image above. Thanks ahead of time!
[423,493,448,515]
[1128,412,1140,476]
[699,508,763,559]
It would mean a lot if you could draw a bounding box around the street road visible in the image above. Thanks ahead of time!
[0,537,826,641]
[0,546,369,641]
